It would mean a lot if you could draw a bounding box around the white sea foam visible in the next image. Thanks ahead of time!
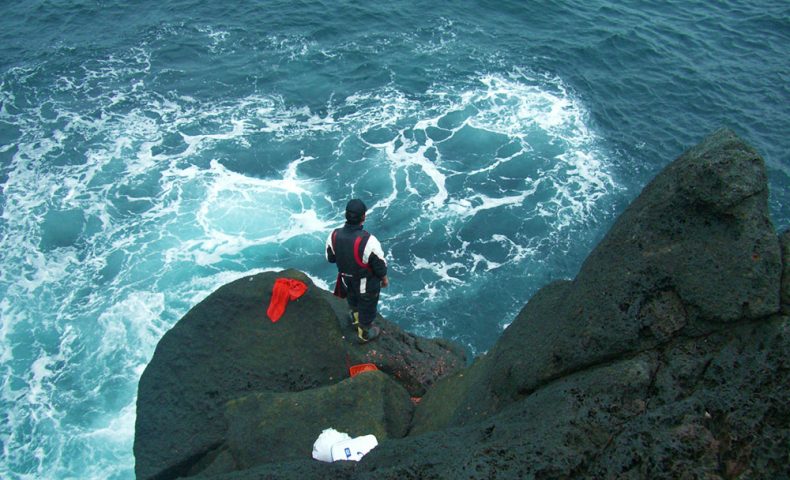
[382,133,449,209]
[198,26,230,54]
[445,184,538,219]
[98,292,167,362]
[498,233,539,261]
[0,47,348,479]
[470,253,503,272]
[339,71,618,323]
[351,71,616,232]
[412,256,466,285]
[0,300,14,364]
[180,119,247,158]
[410,17,458,54]
[0,29,621,479]
[181,156,330,265]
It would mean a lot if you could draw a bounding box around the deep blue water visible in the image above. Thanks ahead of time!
[1,1,788,478]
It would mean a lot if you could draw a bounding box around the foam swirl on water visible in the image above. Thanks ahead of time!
[0,41,618,480]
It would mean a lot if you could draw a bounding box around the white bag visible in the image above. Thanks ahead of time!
[312,428,351,462]
[330,434,379,462]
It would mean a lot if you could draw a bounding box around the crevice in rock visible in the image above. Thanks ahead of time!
[146,442,224,480]
[566,425,625,479]
[696,357,714,387]
[709,406,766,479]
[514,313,776,405]
[781,229,789,313]
[645,349,662,402]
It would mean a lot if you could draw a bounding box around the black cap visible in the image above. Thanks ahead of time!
[345,199,367,224]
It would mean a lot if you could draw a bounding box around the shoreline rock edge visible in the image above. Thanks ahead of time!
[135,129,790,479]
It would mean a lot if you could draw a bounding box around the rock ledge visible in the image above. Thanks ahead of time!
[135,129,790,479]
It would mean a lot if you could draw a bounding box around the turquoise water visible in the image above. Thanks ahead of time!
[1,1,788,478]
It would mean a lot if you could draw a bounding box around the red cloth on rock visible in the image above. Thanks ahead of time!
[267,278,308,322]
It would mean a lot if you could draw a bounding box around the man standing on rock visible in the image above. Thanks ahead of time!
[326,199,389,343]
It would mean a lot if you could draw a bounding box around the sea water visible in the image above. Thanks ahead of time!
[1,1,788,478]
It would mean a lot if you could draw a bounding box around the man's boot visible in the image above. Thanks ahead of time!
[356,324,380,343]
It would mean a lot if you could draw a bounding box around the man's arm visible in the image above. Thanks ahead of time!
[363,235,388,286]
[325,231,336,263]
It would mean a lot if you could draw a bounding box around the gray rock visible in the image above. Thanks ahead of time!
[134,270,347,480]
[782,229,790,313]
[351,318,789,480]
[219,370,411,471]
[367,350,660,479]
[412,128,783,431]
[586,318,790,479]
[136,129,790,480]
[201,317,790,480]
[134,269,464,480]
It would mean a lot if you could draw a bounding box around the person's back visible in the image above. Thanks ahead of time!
[326,199,389,342]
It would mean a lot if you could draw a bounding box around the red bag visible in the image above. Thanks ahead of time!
[266,278,308,322]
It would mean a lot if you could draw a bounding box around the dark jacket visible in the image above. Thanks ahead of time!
[326,224,387,293]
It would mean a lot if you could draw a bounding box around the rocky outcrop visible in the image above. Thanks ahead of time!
[402,128,788,478]
[412,128,782,431]
[781,229,790,314]
[134,270,466,480]
[135,129,790,479]
[362,318,790,479]
[214,371,412,473]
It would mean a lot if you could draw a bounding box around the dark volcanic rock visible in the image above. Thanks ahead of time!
[413,128,782,430]
[586,318,790,479]
[134,270,344,480]
[203,317,789,479]
[782,229,790,313]
[354,318,790,480]
[136,129,790,480]
[217,371,412,471]
[134,270,465,480]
